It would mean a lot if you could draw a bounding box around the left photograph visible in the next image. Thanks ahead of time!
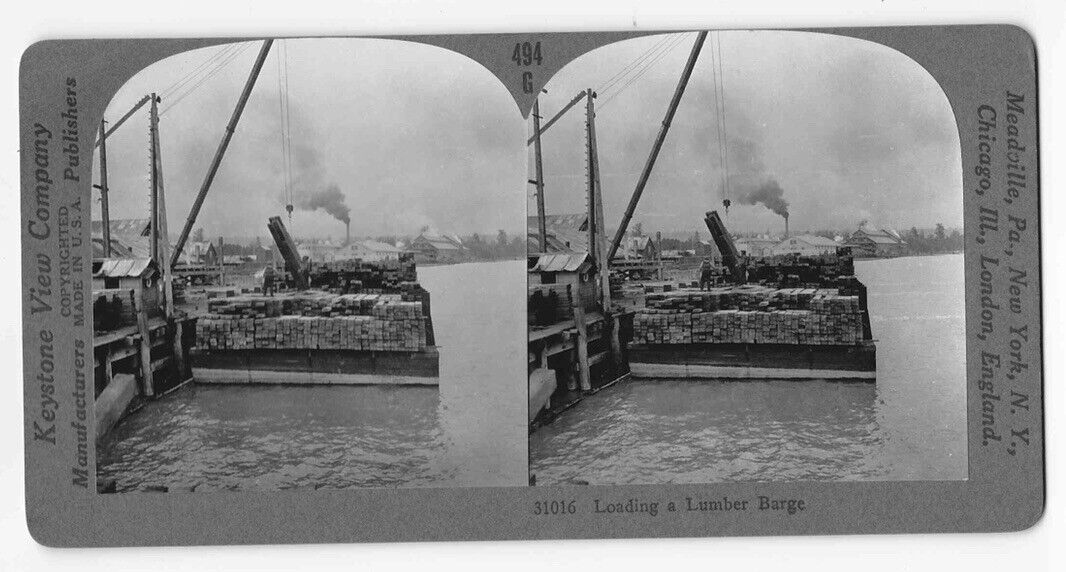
[90,38,528,492]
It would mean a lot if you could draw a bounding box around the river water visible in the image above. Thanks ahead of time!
[529,254,968,485]
[97,260,528,492]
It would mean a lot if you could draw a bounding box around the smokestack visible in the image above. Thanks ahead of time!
[784,214,789,238]
[345,221,350,246]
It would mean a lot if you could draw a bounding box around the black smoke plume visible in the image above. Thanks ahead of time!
[737,178,789,219]
[300,184,351,224]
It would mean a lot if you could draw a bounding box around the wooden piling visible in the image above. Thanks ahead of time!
[609,313,624,374]
[132,291,155,397]
[572,299,591,392]
[102,343,114,392]
[171,320,188,382]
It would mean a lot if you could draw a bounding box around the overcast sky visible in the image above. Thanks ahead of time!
[95,38,525,242]
[94,31,962,243]
[530,30,963,237]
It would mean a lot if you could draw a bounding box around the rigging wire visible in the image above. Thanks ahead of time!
[160,43,240,99]
[599,34,681,106]
[596,34,673,95]
[159,42,253,116]
[599,32,690,109]
[160,44,246,112]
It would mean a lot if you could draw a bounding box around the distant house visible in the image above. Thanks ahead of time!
[844,227,906,258]
[200,243,220,266]
[173,240,215,266]
[771,234,841,257]
[527,214,589,254]
[410,233,464,263]
[615,234,659,261]
[340,239,407,262]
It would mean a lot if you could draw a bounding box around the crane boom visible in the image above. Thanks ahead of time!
[170,39,273,269]
[607,31,707,261]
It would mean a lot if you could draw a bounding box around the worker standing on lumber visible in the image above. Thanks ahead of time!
[699,258,714,291]
[262,265,276,297]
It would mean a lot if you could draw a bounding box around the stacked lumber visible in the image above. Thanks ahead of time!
[643,286,846,313]
[634,309,864,346]
[633,285,866,346]
[196,315,427,352]
[195,291,429,352]
[746,250,855,285]
[528,284,574,326]
[205,292,420,318]
[92,288,135,332]
[308,258,418,292]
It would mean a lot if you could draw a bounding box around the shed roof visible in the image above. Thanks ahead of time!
[527,214,589,253]
[777,234,839,248]
[528,252,592,273]
[93,258,157,279]
[848,234,903,245]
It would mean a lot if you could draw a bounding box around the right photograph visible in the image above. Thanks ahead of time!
[526,30,966,485]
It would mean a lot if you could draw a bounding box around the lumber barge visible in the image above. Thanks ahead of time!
[623,211,877,380]
[189,255,440,385]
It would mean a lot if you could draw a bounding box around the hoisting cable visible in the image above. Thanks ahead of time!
[713,31,731,212]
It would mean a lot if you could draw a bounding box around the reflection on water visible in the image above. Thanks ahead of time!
[97,260,528,491]
[98,385,448,491]
[531,380,882,484]
[530,254,968,485]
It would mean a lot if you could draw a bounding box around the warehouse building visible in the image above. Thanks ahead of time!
[340,239,408,262]
[734,236,779,258]
[844,227,907,257]
[410,232,465,263]
[771,234,841,256]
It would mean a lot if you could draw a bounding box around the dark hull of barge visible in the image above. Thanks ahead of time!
[191,347,440,385]
[628,342,876,381]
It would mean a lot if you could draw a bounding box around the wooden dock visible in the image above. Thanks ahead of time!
[93,309,197,442]
[528,305,633,430]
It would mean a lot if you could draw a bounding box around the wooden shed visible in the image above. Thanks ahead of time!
[92,258,162,318]
[528,252,599,312]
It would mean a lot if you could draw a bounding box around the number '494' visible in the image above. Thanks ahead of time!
[512,42,543,66]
